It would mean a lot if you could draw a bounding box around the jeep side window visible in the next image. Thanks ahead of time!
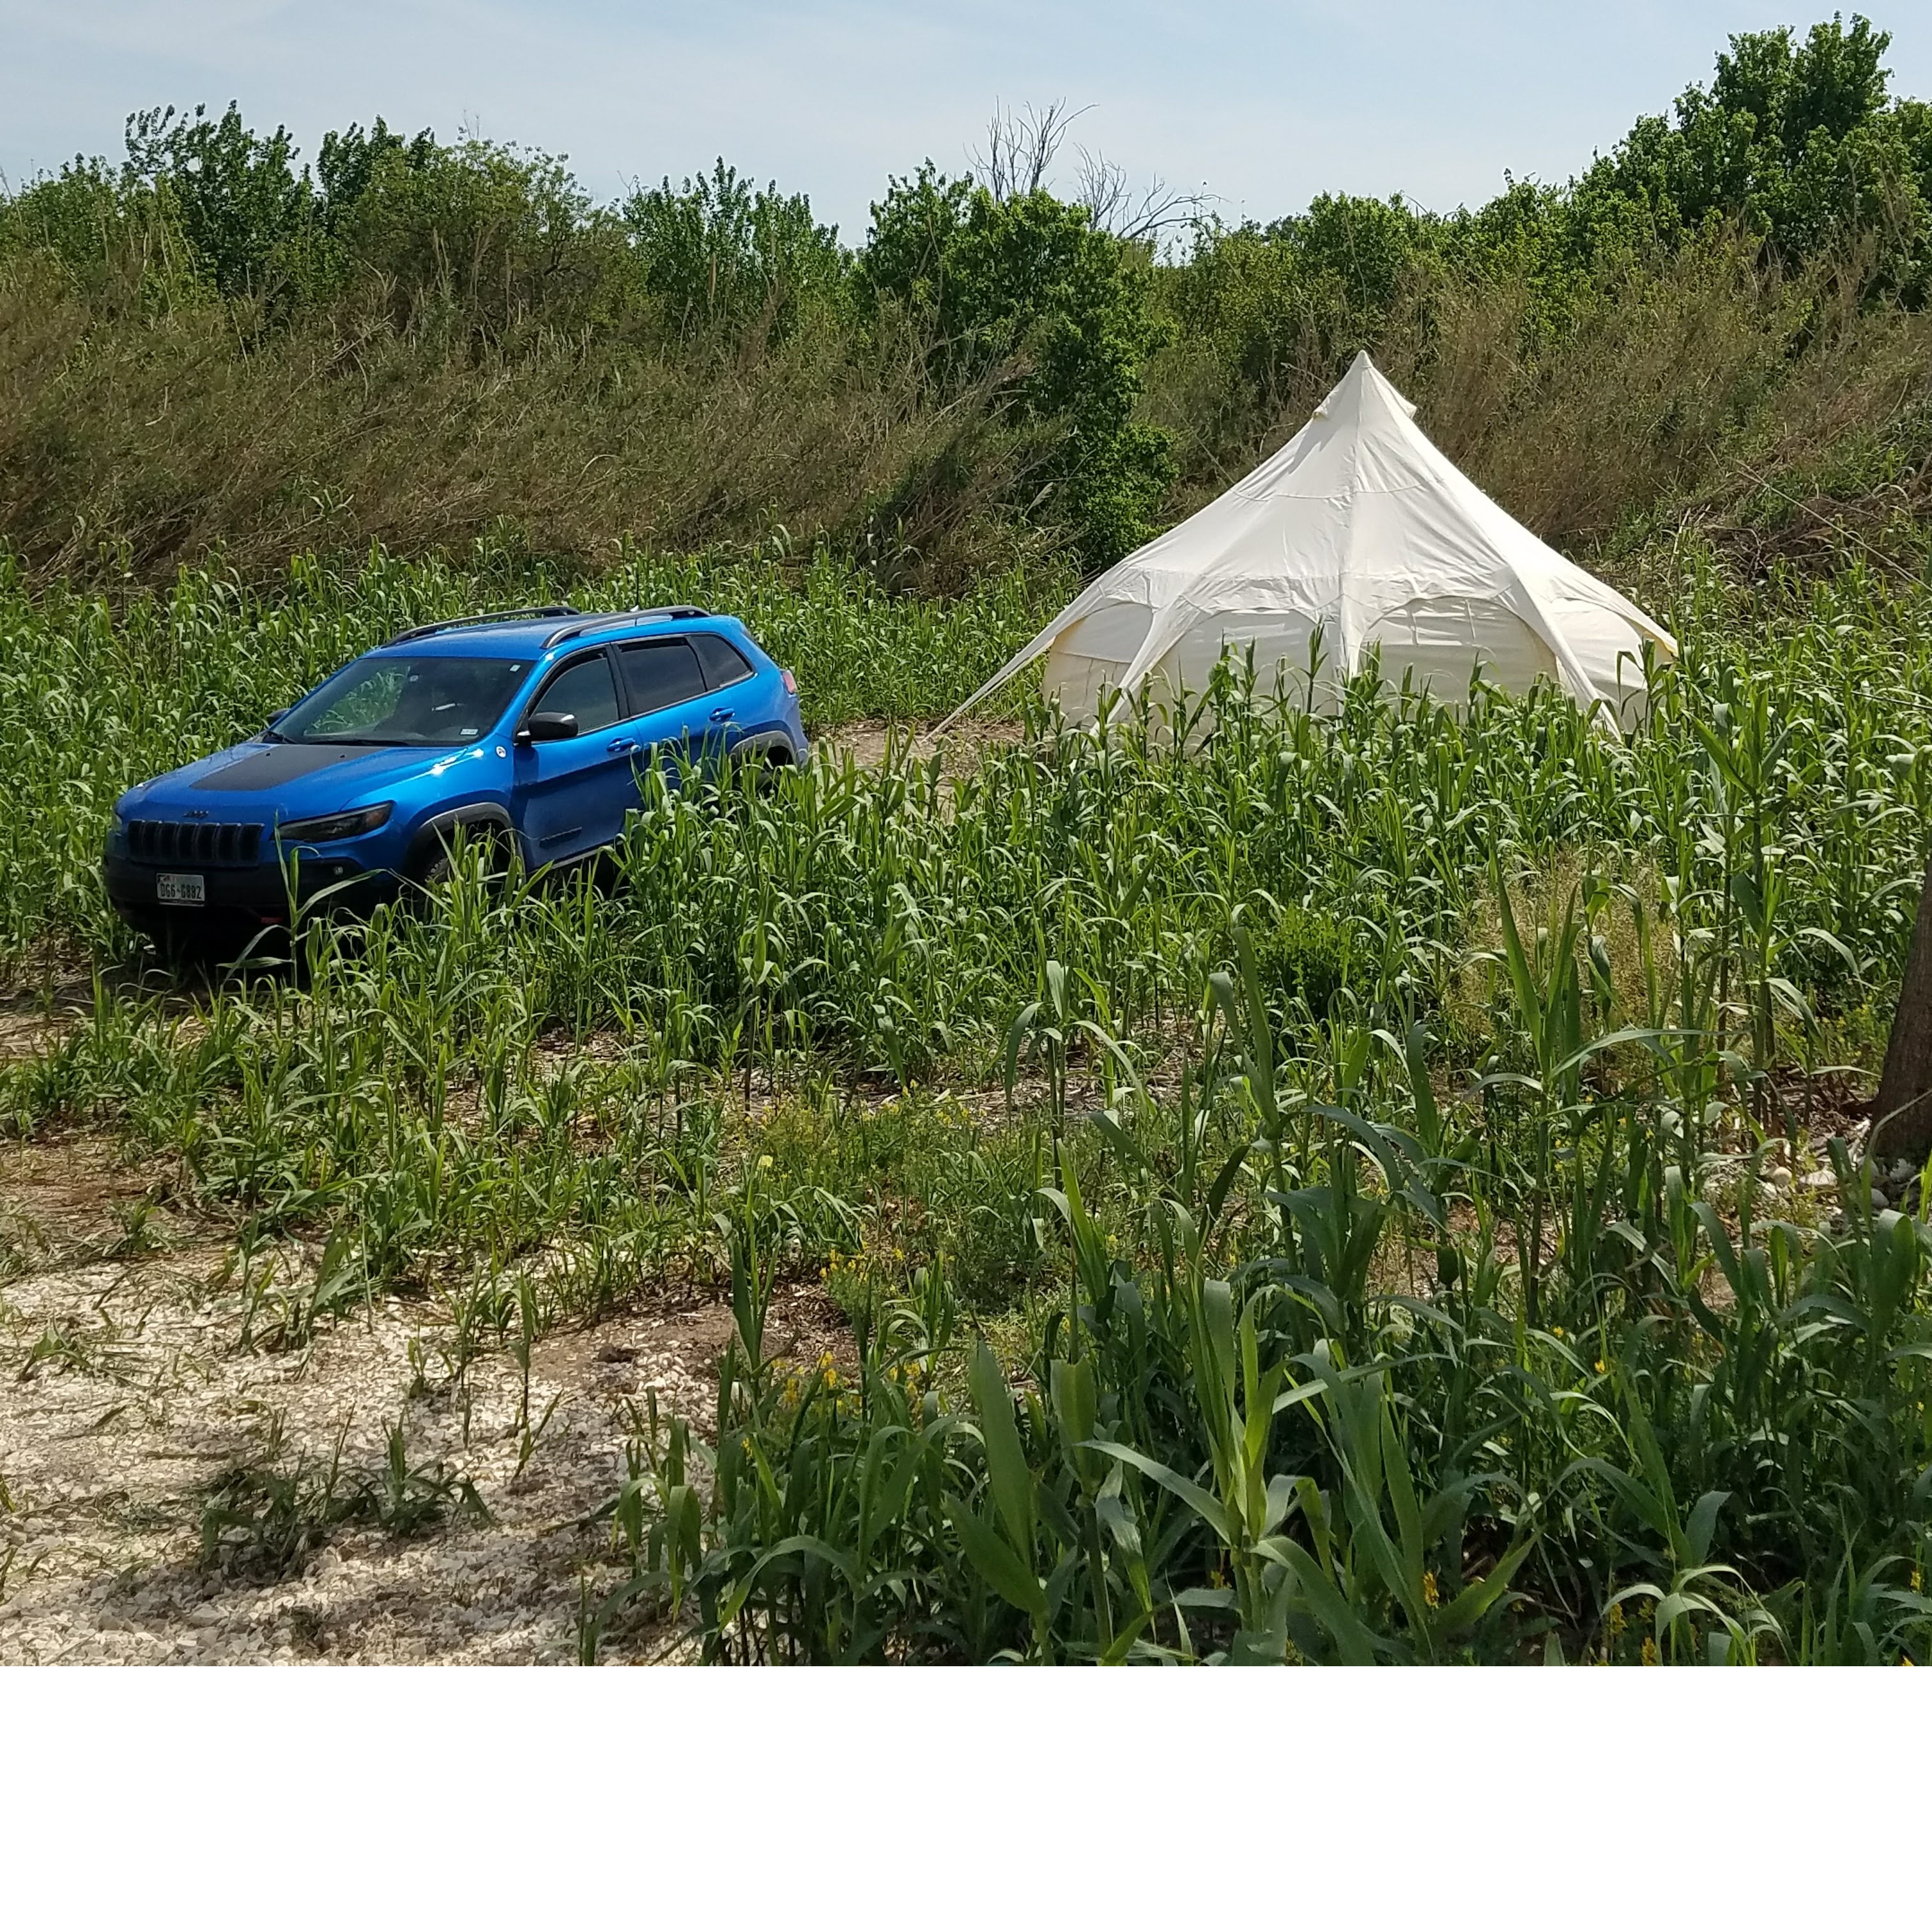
[534,652,620,732]
[690,632,754,691]
[620,641,707,716]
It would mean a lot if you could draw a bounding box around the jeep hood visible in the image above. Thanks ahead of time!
[121,740,480,819]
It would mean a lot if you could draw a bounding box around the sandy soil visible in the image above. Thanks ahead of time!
[0,1130,845,1666]
[816,716,1025,771]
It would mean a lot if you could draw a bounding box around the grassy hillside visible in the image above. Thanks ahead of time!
[3,15,1931,592]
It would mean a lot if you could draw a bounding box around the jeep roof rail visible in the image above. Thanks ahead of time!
[383,604,580,647]
[541,605,711,649]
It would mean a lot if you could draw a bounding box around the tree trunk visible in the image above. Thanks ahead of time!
[1871,845,1932,1165]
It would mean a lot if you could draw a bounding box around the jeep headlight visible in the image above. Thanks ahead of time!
[275,802,395,843]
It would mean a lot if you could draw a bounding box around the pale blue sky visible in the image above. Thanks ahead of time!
[6,2,1931,237]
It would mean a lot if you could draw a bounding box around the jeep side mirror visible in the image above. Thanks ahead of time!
[517,711,579,746]
[266,709,289,727]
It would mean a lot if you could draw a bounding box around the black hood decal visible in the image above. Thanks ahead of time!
[190,744,383,792]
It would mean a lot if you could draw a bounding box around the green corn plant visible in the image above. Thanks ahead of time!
[1271,1349,1537,1664]
[1083,1269,1319,1664]
[946,1340,1062,1660]
[1568,1361,1779,1664]
[1784,1538,1932,1666]
[579,1395,706,1662]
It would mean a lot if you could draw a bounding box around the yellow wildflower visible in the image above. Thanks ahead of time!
[1422,1571,1440,1608]
[1608,1602,1626,1637]
[1641,1636,1659,1666]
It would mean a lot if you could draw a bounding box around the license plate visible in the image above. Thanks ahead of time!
[157,873,206,905]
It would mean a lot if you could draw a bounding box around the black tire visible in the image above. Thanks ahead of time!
[407,819,513,895]
[732,744,793,795]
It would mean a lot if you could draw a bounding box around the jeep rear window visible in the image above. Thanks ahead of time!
[275,657,530,747]
[619,641,707,716]
[690,632,754,690]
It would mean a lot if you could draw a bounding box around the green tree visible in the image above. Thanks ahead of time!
[624,161,848,344]
[1158,195,1445,440]
[865,166,1173,567]
[121,102,318,303]
[1573,14,1926,284]
[314,120,436,236]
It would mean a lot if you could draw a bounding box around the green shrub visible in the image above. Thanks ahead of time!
[863,169,1174,569]
[1247,904,1353,1022]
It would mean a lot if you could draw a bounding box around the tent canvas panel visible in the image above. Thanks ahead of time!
[1105,610,1327,712]
[1363,595,1558,702]
[1540,593,1659,708]
[1053,604,1151,663]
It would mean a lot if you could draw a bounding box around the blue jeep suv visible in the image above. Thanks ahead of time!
[103,604,808,947]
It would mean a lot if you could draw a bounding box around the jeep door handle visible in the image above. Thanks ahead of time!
[610,739,638,754]
[709,709,735,723]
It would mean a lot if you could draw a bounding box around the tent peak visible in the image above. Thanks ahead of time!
[1314,350,1416,421]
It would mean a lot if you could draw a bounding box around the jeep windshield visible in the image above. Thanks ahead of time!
[271,656,530,747]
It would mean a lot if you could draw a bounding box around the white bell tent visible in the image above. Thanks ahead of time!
[940,351,1674,732]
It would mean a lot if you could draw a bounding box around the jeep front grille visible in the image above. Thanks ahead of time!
[126,820,263,867]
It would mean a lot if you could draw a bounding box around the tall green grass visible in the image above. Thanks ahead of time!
[4,538,1931,1662]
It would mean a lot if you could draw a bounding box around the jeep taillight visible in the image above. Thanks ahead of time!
[781,669,797,694]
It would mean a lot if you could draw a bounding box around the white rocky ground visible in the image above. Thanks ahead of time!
[0,1129,844,1666]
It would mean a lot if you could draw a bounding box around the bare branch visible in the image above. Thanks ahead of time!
[972,99,1090,202]
[1073,146,1204,245]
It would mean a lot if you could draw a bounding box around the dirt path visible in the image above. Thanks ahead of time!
[0,1133,843,1665]
[815,716,1025,770]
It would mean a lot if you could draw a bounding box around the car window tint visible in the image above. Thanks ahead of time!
[621,641,707,715]
[691,631,754,691]
[538,654,620,732]
[305,661,408,739]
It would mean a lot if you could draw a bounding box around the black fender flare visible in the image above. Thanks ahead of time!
[728,728,799,766]
[403,803,517,880]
